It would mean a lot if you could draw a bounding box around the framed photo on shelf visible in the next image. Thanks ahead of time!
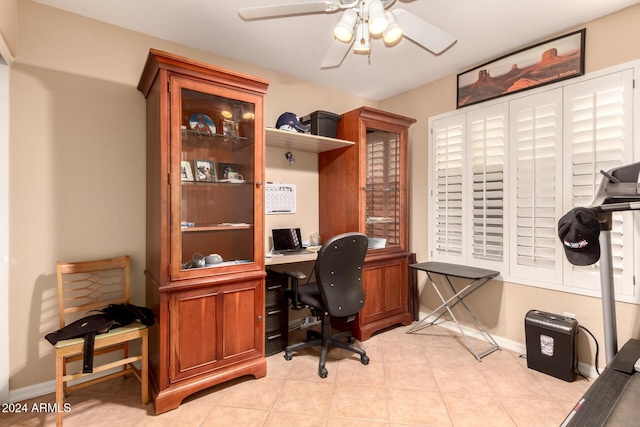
[194,159,217,182]
[180,160,194,181]
[219,163,238,180]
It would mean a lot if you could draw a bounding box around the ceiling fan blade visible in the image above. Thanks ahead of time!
[239,1,340,20]
[392,8,456,54]
[321,38,354,69]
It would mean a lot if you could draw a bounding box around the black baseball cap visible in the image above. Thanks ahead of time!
[275,112,310,133]
[558,207,601,266]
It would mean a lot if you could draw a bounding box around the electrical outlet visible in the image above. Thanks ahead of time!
[563,311,576,319]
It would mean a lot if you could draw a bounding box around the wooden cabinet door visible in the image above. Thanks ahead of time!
[220,279,264,360]
[169,279,264,382]
[361,256,408,324]
[169,286,218,382]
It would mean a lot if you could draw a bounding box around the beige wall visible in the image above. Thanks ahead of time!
[7,0,640,392]
[380,4,640,366]
[0,0,17,61]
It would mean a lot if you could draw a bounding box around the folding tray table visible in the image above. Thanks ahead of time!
[406,261,501,361]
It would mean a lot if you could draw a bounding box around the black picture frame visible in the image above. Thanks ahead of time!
[457,29,586,109]
[194,159,217,182]
[218,163,238,180]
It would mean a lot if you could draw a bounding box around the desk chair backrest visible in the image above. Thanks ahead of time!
[315,232,368,318]
[56,256,131,328]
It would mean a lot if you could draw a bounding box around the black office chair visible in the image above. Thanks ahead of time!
[283,232,370,378]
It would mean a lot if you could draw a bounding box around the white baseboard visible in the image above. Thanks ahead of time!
[9,363,141,403]
[414,311,598,379]
[9,379,56,403]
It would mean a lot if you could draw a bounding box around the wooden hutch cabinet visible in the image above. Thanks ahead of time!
[137,49,268,414]
[319,106,415,341]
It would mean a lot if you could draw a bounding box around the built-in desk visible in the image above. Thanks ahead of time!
[265,251,317,266]
[264,252,317,356]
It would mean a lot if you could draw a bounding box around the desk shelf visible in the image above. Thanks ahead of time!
[265,128,353,153]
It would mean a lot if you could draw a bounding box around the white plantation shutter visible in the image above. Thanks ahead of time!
[467,104,507,266]
[563,69,634,297]
[366,134,401,247]
[431,114,466,261]
[509,89,563,284]
[428,61,639,302]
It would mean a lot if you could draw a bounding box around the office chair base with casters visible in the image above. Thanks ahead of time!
[284,313,369,378]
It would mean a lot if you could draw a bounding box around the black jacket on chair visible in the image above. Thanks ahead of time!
[45,303,154,373]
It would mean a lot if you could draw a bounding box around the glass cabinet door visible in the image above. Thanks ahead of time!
[171,78,261,276]
[365,128,401,250]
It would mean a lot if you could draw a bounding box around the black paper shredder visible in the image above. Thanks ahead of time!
[525,309,578,382]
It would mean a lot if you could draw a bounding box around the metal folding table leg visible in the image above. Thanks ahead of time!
[406,272,500,361]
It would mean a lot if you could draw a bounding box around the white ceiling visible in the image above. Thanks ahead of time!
[32,0,640,100]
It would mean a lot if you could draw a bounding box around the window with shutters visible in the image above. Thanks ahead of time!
[467,104,507,267]
[428,60,639,302]
[562,69,635,297]
[366,129,401,247]
[431,115,466,262]
[509,89,563,285]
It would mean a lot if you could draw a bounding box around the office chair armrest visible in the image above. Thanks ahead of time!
[283,271,307,281]
[283,270,307,310]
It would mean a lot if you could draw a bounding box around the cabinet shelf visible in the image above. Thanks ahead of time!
[182,131,251,151]
[265,128,353,153]
[183,129,246,139]
[366,217,395,224]
[182,181,250,186]
[182,223,253,232]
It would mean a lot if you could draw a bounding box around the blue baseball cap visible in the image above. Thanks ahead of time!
[276,112,310,133]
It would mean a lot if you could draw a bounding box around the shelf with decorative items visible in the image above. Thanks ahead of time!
[265,127,353,153]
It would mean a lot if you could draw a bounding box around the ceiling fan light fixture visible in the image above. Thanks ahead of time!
[367,0,388,35]
[353,21,371,54]
[382,11,402,45]
[333,9,358,43]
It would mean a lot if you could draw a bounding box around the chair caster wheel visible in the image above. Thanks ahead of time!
[318,368,328,378]
[347,336,356,344]
[284,351,293,361]
[361,355,369,365]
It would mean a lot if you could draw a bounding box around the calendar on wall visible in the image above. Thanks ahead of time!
[266,183,296,214]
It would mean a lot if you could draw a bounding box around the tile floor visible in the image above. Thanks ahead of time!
[2,324,593,426]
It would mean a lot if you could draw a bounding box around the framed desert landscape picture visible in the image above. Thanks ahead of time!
[457,29,585,108]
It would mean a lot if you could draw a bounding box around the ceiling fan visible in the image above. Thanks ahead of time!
[238,0,456,68]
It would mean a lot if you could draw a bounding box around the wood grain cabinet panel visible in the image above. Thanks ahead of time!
[169,288,218,381]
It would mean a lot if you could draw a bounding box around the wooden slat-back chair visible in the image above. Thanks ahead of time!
[54,256,148,426]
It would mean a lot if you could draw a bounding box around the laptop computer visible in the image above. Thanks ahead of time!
[271,228,310,255]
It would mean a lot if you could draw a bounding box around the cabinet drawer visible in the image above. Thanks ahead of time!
[266,270,287,306]
[265,332,286,356]
[265,307,284,332]
[265,285,284,307]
